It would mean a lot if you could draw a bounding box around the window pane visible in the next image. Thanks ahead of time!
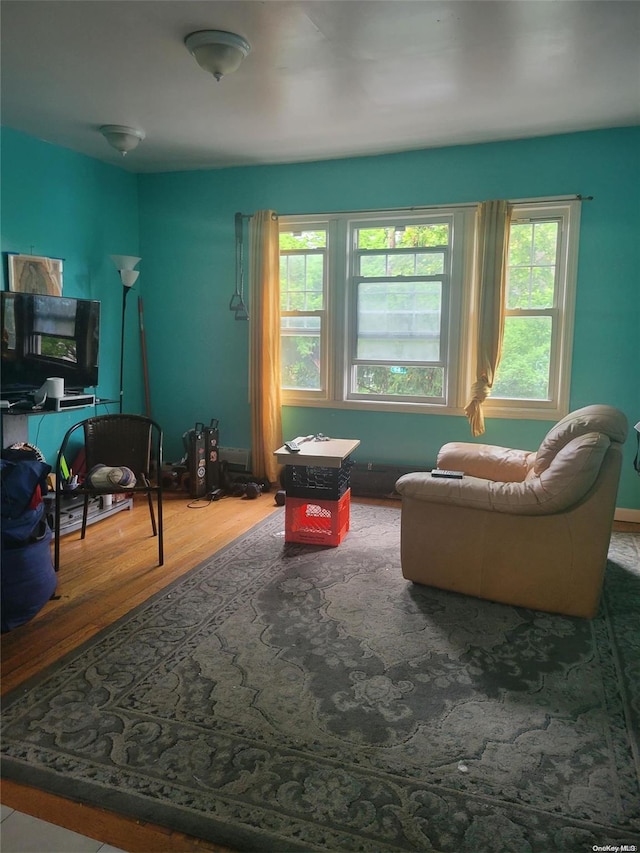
[507,221,558,309]
[492,316,552,400]
[356,224,448,249]
[280,254,324,312]
[359,251,445,277]
[415,253,445,276]
[279,231,326,250]
[282,316,319,331]
[357,281,441,361]
[532,222,558,265]
[359,255,387,276]
[355,365,443,397]
[281,317,321,391]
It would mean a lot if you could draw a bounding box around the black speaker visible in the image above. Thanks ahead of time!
[184,423,206,498]
[204,419,221,490]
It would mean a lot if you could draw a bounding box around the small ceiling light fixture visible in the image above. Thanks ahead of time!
[100,125,145,156]
[184,30,251,81]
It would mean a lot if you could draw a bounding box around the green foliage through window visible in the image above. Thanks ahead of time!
[279,230,326,391]
[278,203,577,414]
[493,218,560,401]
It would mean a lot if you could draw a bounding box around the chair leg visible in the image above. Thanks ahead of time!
[81,495,90,539]
[54,491,61,572]
[157,491,164,566]
[146,490,158,536]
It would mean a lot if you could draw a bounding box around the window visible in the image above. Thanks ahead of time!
[279,226,327,397]
[487,202,580,417]
[279,200,579,420]
[348,217,458,405]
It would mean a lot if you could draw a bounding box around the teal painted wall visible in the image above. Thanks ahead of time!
[1,127,142,463]
[138,127,639,509]
[2,126,638,509]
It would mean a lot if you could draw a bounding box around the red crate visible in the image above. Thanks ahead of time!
[285,489,351,546]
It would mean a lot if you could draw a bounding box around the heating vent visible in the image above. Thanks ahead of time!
[219,447,251,471]
[350,463,432,499]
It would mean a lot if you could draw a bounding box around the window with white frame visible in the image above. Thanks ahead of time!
[279,225,328,396]
[346,215,465,405]
[487,202,579,416]
[279,200,579,419]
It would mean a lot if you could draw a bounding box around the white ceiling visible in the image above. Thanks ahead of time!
[1,1,639,174]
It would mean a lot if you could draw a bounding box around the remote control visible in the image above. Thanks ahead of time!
[285,440,301,452]
[431,469,464,479]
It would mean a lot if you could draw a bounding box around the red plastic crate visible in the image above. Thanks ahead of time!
[285,489,351,546]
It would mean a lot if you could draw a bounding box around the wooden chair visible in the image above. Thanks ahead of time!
[54,414,164,570]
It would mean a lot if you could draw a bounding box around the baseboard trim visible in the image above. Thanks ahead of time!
[614,507,640,524]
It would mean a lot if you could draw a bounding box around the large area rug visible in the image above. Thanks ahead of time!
[2,504,639,852]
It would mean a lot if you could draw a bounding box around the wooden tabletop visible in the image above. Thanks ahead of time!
[274,438,360,468]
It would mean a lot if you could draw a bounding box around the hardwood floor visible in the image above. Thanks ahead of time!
[1,492,635,852]
[1,491,286,852]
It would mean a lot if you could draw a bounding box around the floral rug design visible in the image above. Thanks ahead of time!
[2,504,639,852]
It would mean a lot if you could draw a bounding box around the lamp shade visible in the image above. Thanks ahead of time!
[184,30,251,81]
[119,269,140,288]
[110,255,141,271]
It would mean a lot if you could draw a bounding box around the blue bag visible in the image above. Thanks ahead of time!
[1,458,52,545]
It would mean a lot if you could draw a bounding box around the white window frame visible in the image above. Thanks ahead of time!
[480,201,580,421]
[343,211,472,409]
[279,219,330,402]
[279,200,579,420]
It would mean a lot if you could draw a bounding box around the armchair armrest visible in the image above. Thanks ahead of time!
[437,442,536,482]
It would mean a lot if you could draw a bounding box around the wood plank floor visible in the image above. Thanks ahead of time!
[1,492,635,852]
[0,491,396,852]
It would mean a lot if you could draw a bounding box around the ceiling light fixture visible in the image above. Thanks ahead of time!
[184,30,251,82]
[99,125,145,156]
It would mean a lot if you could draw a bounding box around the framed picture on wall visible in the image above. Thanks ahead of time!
[7,253,63,296]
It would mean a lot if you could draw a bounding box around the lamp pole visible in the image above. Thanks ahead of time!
[119,284,131,413]
[110,255,141,414]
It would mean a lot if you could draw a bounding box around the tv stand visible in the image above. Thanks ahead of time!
[1,398,116,446]
[45,492,133,538]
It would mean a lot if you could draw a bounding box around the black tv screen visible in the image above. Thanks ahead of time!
[1,292,100,398]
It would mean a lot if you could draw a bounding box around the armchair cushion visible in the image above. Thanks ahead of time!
[396,431,611,515]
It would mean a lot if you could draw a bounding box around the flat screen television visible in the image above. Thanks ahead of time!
[1,291,100,399]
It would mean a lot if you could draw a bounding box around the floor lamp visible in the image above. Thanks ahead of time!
[110,255,141,413]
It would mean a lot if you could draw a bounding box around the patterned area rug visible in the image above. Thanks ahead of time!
[2,504,639,852]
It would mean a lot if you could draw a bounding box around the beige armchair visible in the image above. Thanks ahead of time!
[395,405,628,617]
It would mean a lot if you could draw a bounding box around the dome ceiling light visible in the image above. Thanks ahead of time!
[99,125,145,156]
[184,30,251,82]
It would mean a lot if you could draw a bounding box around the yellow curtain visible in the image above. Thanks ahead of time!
[464,200,513,437]
[249,210,283,484]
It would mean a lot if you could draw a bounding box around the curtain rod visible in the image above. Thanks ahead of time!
[238,194,592,220]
